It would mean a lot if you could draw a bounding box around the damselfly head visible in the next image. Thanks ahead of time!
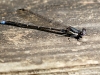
[75,28,86,40]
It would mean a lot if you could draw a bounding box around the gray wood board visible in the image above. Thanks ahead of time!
[0,0,100,75]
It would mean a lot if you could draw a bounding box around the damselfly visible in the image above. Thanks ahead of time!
[0,8,86,40]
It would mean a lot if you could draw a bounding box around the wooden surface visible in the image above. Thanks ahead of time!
[0,0,100,75]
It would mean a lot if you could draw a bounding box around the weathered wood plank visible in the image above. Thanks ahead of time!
[0,0,100,75]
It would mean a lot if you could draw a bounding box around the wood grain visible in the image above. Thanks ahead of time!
[0,0,100,75]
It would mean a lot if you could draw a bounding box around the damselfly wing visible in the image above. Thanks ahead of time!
[16,8,66,29]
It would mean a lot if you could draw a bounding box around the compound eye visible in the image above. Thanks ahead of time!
[82,28,86,35]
